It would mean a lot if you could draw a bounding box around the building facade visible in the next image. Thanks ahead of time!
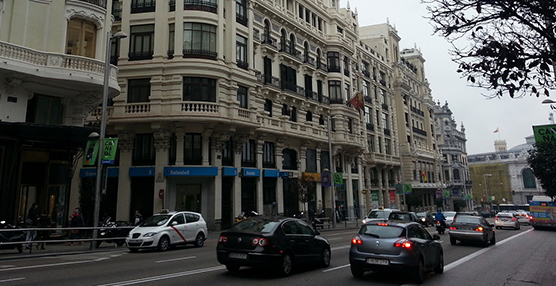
[0,0,119,225]
[433,101,473,211]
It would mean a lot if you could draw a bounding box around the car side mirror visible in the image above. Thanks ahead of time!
[171,221,178,225]
[433,234,440,240]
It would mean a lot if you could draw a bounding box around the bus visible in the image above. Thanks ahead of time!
[492,203,530,213]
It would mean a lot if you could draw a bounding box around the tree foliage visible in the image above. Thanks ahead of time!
[289,176,316,220]
[423,0,556,98]
[527,140,556,198]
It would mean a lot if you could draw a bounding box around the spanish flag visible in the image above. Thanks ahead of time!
[422,171,427,182]
[348,90,364,112]
[493,127,499,133]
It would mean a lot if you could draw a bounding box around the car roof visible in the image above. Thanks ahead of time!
[153,210,201,216]
[365,220,419,227]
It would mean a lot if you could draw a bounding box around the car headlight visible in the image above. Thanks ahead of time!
[143,232,157,237]
[421,218,426,222]
[362,219,367,224]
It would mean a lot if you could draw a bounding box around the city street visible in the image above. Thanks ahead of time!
[1,224,555,286]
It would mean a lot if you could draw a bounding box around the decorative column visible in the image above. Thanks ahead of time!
[115,130,134,221]
[256,134,265,214]
[153,129,170,211]
[275,137,286,215]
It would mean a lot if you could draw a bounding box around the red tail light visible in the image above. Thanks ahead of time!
[251,238,269,246]
[352,235,363,245]
[475,226,484,232]
[495,216,498,221]
[394,238,413,249]
[449,226,456,230]
[377,223,389,226]
[218,236,228,243]
[512,217,516,221]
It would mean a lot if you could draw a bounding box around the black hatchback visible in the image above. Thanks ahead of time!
[216,216,331,276]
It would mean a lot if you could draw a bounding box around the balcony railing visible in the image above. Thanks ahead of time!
[412,127,428,136]
[366,123,374,131]
[317,61,327,71]
[261,34,277,49]
[329,98,344,104]
[364,96,372,104]
[79,0,107,8]
[383,128,391,136]
[236,60,248,70]
[362,70,370,78]
[303,56,315,66]
[182,49,217,59]
[236,13,248,26]
[328,66,341,73]
[318,95,330,104]
[184,0,217,13]
[128,51,154,61]
[382,103,389,111]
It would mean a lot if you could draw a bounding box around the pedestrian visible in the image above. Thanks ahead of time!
[25,203,39,249]
[68,207,85,246]
[36,211,51,250]
[133,210,143,226]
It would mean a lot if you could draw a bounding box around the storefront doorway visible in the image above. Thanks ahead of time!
[176,184,201,213]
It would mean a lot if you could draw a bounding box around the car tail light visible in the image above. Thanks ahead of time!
[251,237,269,246]
[495,216,498,221]
[218,236,228,243]
[394,238,413,249]
[512,217,516,221]
[377,223,388,226]
[475,226,484,232]
[352,235,363,245]
[449,226,456,230]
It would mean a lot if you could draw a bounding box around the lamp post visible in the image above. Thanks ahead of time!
[327,115,337,228]
[483,173,492,209]
[92,31,127,249]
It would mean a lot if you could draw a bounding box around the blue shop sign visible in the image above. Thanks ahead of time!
[222,167,238,176]
[263,169,280,177]
[129,167,155,177]
[242,168,261,177]
[279,171,291,178]
[79,168,119,178]
[164,167,218,177]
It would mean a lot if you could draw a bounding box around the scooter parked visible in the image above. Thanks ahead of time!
[235,211,259,224]
[96,217,132,247]
[0,220,26,253]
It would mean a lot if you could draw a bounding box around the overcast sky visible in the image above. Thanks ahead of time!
[346,0,549,154]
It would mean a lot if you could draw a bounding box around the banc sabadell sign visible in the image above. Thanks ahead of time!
[533,124,556,143]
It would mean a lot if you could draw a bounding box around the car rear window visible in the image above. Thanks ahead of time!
[367,210,390,219]
[497,213,513,217]
[389,213,410,221]
[229,218,278,233]
[360,224,405,238]
[453,216,481,224]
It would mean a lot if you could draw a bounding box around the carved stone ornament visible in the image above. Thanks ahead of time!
[5,77,22,95]
[215,132,232,151]
[117,131,135,151]
[234,134,250,153]
[153,129,171,150]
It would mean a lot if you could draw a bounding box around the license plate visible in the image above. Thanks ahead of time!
[128,239,141,243]
[366,258,389,265]
[229,253,247,259]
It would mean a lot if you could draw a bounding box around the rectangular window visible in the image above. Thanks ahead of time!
[183,22,217,58]
[236,0,247,26]
[306,149,317,172]
[242,139,256,167]
[263,142,275,168]
[290,106,297,122]
[263,57,273,84]
[128,78,151,103]
[236,34,248,69]
[264,99,273,117]
[365,107,371,124]
[378,136,383,153]
[368,135,375,152]
[66,19,97,58]
[184,133,202,165]
[382,112,389,129]
[129,24,154,60]
[222,140,234,166]
[283,149,297,170]
[168,23,175,58]
[328,80,342,102]
[237,85,248,108]
[25,94,62,125]
[280,64,297,92]
[183,77,217,102]
[131,0,156,13]
[133,134,155,166]
[385,138,392,155]
[327,51,340,72]
[320,150,330,171]
[184,0,217,13]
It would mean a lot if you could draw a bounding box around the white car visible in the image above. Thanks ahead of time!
[362,208,400,224]
[126,210,208,252]
[444,211,457,226]
[495,212,520,230]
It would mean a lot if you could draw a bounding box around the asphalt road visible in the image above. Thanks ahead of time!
[1,224,555,286]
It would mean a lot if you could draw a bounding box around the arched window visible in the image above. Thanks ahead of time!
[453,169,461,181]
[280,29,287,51]
[289,34,296,55]
[522,168,537,189]
[304,42,309,62]
[66,18,97,58]
[263,20,271,43]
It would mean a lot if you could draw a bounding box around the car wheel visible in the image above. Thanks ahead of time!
[194,233,205,247]
[157,235,170,251]
[412,258,425,284]
[225,264,240,272]
[129,248,138,253]
[495,226,499,229]
[320,248,331,268]
[490,233,496,245]
[483,236,490,247]
[450,236,457,245]
[434,252,444,274]
[116,240,125,246]
[277,253,293,277]
[350,263,365,278]
[516,224,520,230]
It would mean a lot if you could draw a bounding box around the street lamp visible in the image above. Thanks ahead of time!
[327,115,337,228]
[483,173,492,209]
[92,31,127,249]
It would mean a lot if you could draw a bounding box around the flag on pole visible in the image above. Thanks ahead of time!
[422,171,427,182]
[348,90,364,112]
[493,127,499,133]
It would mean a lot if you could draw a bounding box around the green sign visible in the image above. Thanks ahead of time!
[371,190,379,201]
[395,184,403,194]
[101,138,119,164]
[83,140,99,166]
[443,190,451,198]
[333,173,343,186]
[533,124,556,143]
[403,184,412,194]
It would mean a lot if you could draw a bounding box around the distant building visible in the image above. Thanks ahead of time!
[468,136,543,207]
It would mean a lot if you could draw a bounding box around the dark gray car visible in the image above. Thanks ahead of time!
[449,215,495,247]
[349,221,443,283]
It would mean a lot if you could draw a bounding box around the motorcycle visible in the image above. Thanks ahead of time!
[96,217,132,247]
[235,211,259,223]
[0,220,26,253]
[435,220,445,235]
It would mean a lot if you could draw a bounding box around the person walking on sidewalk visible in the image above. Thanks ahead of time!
[24,203,39,249]
[36,211,51,250]
[68,207,85,246]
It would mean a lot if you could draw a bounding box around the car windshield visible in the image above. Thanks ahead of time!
[360,224,404,238]
[229,218,279,233]
[454,216,481,224]
[367,210,389,219]
[389,213,410,221]
[140,215,170,227]
[416,212,427,217]
[444,212,457,217]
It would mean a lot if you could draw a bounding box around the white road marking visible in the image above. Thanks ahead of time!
[323,264,349,272]
[326,237,346,241]
[155,256,196,263]
[97,265,226,286]
[0,260,93,272]
[0,278,25,283]
[0,266,15,269]
[331,245,350,251]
